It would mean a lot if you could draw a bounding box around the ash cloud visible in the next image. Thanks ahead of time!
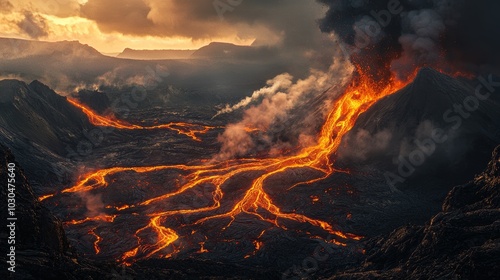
[317,0,500,78]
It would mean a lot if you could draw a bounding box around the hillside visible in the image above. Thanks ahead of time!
[339,68,500,186]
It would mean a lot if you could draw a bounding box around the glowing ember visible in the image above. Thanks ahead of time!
[198,242,209,253]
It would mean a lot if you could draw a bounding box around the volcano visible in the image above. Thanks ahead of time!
[1,66,499,279]
[340,68,500,185]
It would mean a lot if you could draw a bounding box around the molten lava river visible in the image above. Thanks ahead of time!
[40,69,416,266]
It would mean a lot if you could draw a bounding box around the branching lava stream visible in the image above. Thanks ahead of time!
[42,67,418,264]
[67,98,216,141]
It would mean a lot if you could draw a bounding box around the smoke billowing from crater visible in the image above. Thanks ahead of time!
[318,0,500,79]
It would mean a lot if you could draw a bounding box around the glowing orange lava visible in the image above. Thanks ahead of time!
[39,194,55,201]
[47,66,420,264]
[89,227,102,254]
[67,98,216,141]
[198,242,209,253]
[64,214,117,225]
[119,216,179,263]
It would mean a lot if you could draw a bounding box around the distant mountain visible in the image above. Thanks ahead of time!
[0,37,120,91]
[0,37,102,60]
[0,38,286,98]
[117,48,196,60]
[191,42,277,60]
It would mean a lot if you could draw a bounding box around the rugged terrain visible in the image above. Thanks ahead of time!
[1,68,499,279]
[2,143,499,279]
[322,145,500,279]
[0,144,278,279]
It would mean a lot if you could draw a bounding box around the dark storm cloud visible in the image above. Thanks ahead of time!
[441,1,500,73]
[80,0,324,48]
[317,0,500,78]
[17,11,48,39]
[212,0,326,49]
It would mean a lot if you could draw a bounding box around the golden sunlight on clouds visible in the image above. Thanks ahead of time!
[8,0,81,17]
[0,0,257,53]
[0,0,323,53]
[38,14,255,53]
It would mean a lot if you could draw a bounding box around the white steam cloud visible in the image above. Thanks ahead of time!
[215,49,354,160]
[213,73,294,118]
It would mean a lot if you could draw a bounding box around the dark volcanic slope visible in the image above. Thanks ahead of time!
[0,79,93,192]
[1,144,74,280]
[0,80,91,154]
[341,68,500,185]
[325,145,500,279]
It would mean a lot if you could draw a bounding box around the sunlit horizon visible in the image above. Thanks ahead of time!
[0,0,315,53]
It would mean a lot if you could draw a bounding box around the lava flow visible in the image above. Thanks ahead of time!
[64,214,117,226]
[47,66,418,264]
[88,227,102,254]
[67,98,216,141]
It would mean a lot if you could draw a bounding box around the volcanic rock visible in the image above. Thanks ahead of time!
[325,145,500,279]
[341,67,500,187]
[0,144,278,280]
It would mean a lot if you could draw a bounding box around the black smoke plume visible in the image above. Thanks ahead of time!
[317,0,500,79]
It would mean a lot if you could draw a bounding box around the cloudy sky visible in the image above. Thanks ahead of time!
[0,0,327,53]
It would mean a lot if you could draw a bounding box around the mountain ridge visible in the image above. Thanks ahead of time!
[0,37,103,60]
[117,48,196,60]
[0,79,94,193]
